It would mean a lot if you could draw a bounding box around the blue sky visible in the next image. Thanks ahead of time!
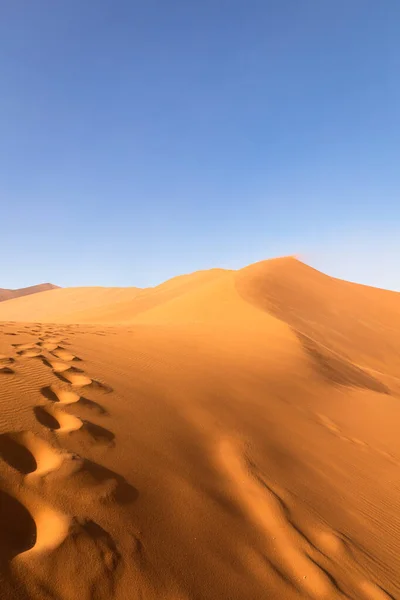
[1,1,399,290]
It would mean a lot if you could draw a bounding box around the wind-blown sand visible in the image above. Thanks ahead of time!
[0,257,400,599]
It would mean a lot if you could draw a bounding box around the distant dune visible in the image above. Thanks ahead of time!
[1,257,400,599]
[0,283,59,303]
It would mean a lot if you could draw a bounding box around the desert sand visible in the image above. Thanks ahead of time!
[0,256,400,599]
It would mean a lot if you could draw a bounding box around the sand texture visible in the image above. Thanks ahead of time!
[0,257,399,599]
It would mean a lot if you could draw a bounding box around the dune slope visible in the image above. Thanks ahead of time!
[0,284,59,303]
[0,270,229,324]
[0,258,400,599]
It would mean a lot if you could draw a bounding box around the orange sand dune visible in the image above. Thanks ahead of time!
[1,257,400,599]
[0,283,59,303]
[0,269,230,324]
[0,286,142,323]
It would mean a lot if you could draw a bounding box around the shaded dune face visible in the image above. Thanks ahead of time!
[0,284,59,303]
[235,257,400,375]
[296,333,390,394]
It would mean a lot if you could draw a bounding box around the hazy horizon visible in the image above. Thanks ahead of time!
[2,251,400,294]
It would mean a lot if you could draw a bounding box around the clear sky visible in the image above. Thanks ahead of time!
[1,1,399,290]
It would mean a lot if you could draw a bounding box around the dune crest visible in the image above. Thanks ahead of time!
[0,283,59,303]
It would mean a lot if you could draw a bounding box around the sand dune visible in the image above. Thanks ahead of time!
[1,257,400,599]
[0,286,141,323]
[0,283,59,303]
[0,270,228,324]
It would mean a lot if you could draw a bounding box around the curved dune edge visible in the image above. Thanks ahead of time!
[0,283,58,304]
[217,438,336,599]
[295,333,389,394]
[359,581,393,600]
[217,438,393,600]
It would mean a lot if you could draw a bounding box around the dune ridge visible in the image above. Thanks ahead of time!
[0,257,400,599]
[0,283,59,303]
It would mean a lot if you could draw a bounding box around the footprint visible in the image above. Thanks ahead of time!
[39,343,59,351]
[0,489,37,559]
[12,343,38,351]
[42,358,73,373]
[51,349,81,362]
[34,406,83,433]
[77,397,109,416]
[89,379,114,393]
[78,460,137,503]
[25,519,122,598]
[50,458,138,504]
[58,371,92,387]
[33,406,60,430]
[41,385,80,405]
[18,349,42,358]
[39,337,64,346]
[78,422,115,446]
[42,358,91,384]
[0,433,37,474]
[0,432,66,477]
[41,386,108,415]
[0,354,15,365]
[34,406,114,444]
[21,504,70,556]
[26,438,67,478]
[0,366,15,375]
